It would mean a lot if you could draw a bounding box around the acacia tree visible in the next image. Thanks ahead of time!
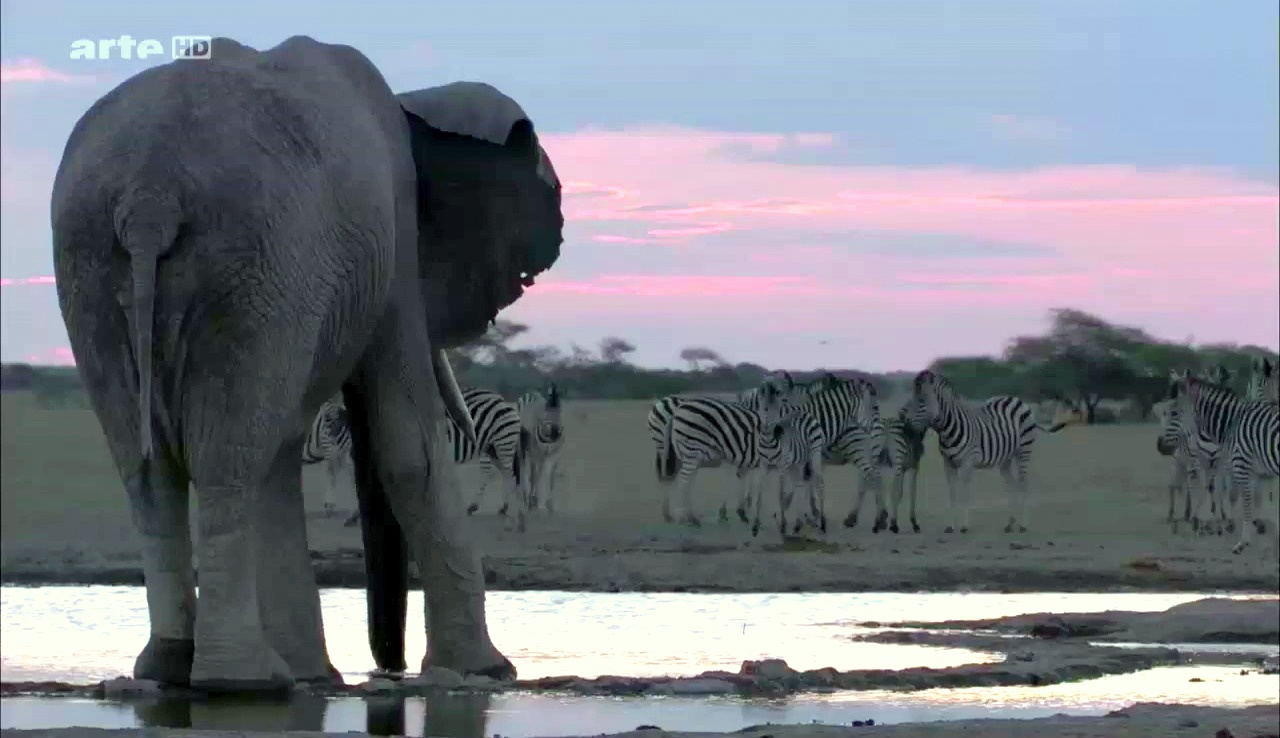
[599,336,637,364]
[679,346,725,372]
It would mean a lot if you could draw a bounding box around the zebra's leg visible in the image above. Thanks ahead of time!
[748,467,765,537]
[887,468,905,533]
[811,461,828,533]
[497,452,525,534]
[869,471,888,533]
[843,470,872,530]
[676,460,702,527]
[954,462,974,534]
[907,465,921,533]
[465,459,488,516]
[1004,455,1031,534]
[776,470,792,538]
[1231,462,1256,555]
[542,451,562,515]
[323,454,345,517]
[942,459,962,533]
[736,468,753,524]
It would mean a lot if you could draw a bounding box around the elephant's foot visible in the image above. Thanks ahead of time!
[422,646,517,682]
[190,640,293,694]
[134,636,195,686]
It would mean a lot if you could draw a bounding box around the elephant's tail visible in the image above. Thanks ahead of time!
[115,193,181,487]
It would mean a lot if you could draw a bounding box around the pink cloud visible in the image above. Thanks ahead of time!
[0,276,57,287]
[4,125,1276,369]
[0,58,96,85]
[24,347,76,366]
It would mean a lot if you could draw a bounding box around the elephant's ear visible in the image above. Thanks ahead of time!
[398,82,564,348]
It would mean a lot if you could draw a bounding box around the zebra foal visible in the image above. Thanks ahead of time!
[907,370,1071,534]
[835,403,927,534]
[517,384,565,514]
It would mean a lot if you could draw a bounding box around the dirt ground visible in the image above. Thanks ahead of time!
[3,392,1278,593]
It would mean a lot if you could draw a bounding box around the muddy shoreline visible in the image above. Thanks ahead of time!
[3,547,1277,593]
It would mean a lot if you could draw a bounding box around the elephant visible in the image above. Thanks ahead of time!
[51,36,564,693]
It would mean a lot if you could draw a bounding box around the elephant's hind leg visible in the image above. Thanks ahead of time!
[127,453,199,686]
[256,436,341,683]
[184,382,298,692]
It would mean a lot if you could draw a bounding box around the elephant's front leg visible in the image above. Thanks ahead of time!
[255,438,341,683]
[125,454,198,685]
[351,311,512,679]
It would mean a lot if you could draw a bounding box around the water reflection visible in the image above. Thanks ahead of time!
[4,666,1275,738]
[123,692,489,738]
[131,693,328,731]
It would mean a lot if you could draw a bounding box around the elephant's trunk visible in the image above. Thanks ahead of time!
[433,350,476,444]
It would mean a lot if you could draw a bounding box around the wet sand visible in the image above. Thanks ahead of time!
[4,394,1279,593]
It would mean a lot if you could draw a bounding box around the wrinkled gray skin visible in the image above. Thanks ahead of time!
[51,36,563,693]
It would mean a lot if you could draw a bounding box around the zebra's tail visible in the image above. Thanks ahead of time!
[115,193,181,499]
[657,413,678,482]
[1037,421,1070,433]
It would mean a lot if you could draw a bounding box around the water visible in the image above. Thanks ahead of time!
[2,586,1276,736]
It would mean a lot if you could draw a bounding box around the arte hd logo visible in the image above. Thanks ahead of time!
[68,35,212,61]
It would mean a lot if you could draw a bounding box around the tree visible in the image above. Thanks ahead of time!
[1003,308,1148,423]
[679,346,725,372]
[598,336,636,364]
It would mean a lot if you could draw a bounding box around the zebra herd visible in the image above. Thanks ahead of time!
[1155,356,1279,554]
[648,369,1075,539]
[305,384,565,533]
[297,355,1278,554]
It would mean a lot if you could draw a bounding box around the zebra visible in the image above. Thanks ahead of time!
[772,373,882,533]
[655,383,793,527]
[835,402,927,534]
[822,415,886,532]
[330,387,525,530]
[304,399,353,517]
[646,372,803,523]
[1161,367,1237,535]
[517,384,564,514]
[1246,355,1278,402]
[1170,374,1279,554]
[1154,396,1216,534]
[454,388,526,530]
[906,369,1072,534]
[750,409,824,538]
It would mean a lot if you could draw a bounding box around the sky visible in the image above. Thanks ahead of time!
[1,1,1277,372]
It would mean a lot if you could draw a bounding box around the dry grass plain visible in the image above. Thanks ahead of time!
[2,392,1277,593]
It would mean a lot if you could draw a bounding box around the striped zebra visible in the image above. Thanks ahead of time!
[750,410,824,538]
[517,384,564,514]
[1154,396,1215,534]
[329,387,525,530]
[906,369,1072,534]
[771,374,882,533]
[646,372,803,523]
[304,399,353,517]
[454,388,526,531]
[1159,367,1235,535]
[1170,374,1279,554]
[655,383,793,527]
[1247,355,1278,402]
[834,403,927,534]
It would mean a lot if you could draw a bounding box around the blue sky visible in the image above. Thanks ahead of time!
[2,1,1276,370]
